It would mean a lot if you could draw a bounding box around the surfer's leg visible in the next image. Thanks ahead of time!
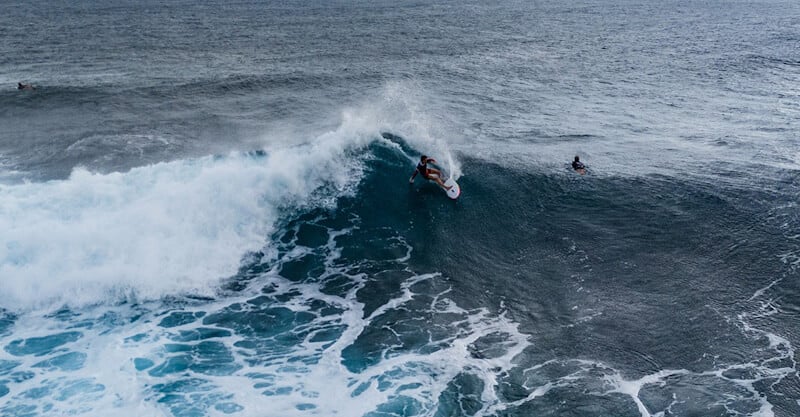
[431,176,451,190]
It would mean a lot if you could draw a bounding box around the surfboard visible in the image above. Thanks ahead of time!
[443,178,460,200]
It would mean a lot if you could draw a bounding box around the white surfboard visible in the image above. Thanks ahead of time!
[443,178,461,200]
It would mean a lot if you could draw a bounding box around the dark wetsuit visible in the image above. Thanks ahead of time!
[572,161,585,170]
[417,162,431,179]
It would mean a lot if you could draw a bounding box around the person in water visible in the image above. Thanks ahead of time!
[409,155,451,189]
[17,82,35,90]
[572,155,586,174]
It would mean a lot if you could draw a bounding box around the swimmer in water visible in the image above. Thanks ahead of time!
[572,155,586,175]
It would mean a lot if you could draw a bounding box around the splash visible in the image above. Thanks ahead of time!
[0,125,376,310]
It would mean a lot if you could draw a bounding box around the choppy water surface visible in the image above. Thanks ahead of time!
[1,1,798,416]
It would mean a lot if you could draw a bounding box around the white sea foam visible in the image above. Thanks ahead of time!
[371,81,464,179]
[0,117,381,311]
[603,368,690,417]
[0,308,170,417]
[183,223,528,417]
[0,218,529,417]
[508,354,793,417]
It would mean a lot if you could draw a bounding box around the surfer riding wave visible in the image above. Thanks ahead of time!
[409,155,451,190]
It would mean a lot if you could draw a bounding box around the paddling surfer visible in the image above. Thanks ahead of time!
[572,155,586,175]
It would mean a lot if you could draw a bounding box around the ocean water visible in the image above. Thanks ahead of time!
[1,0,799,416]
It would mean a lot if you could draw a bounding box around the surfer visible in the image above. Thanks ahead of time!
[17,82,35,90]
[572,155,586,175]
[409,155,451,190]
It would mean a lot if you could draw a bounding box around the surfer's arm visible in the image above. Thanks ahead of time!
[429,159,446,171]
[409,170,418,183]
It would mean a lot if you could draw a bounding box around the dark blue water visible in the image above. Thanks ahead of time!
[1,1,799,416]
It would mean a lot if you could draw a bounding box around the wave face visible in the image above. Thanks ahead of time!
[0,137,530,417]
[0,134,798,416]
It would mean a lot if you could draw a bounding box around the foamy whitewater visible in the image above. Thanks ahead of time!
[1,0,799,416]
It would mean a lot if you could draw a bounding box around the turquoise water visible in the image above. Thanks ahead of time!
[1,1,799,416]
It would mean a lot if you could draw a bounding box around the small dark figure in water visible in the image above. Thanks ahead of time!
[572,155,586,175]
[17,82,35,90]
[409,154,451,190]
